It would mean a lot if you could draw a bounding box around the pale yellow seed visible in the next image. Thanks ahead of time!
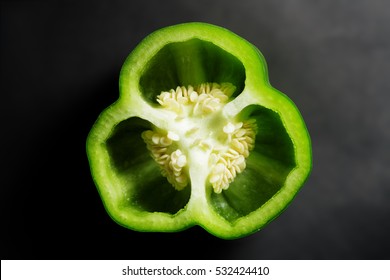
[232,139,245,154]
[214,163,226,174]
[189,91,198,102]
[151,134,160,145]
[176,154,187,167]
[209,174,221,184]
[235,129,246,137]
[176,175,187,184]
[159,136,172,146]
[223,122,235,134]
[167,131,180,141]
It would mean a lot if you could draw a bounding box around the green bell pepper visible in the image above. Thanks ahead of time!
[86,22,312,239]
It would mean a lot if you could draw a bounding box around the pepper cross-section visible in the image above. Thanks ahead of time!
[86,22,312,239]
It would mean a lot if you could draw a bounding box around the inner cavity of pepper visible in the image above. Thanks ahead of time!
[141,82,257,193]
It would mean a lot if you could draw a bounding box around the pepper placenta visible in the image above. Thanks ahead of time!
[86,22,312,239]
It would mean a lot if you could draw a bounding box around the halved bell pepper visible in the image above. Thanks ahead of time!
[86,22,312,239]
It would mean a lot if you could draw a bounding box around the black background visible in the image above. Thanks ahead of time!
[2,0,389,259]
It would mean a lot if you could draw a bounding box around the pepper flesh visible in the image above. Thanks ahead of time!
[86,23,312,239]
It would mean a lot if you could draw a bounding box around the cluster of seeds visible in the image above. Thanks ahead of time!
[157,83,236,115]
[208,120,257,193]
[142,82,257,193]
[141,130,188,190]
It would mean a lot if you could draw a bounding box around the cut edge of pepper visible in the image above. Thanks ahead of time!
[86,22,312,238]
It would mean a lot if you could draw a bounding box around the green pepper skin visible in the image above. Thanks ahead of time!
[86,22,312,239]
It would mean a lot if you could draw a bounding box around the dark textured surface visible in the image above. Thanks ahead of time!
[1,0,389,259]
